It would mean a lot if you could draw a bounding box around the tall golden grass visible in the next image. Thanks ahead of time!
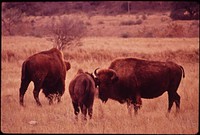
[1,36,199,134]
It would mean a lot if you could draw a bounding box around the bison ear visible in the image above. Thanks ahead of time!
[64,61,71,71]
[109,69,118,83]
[112,76,118,83]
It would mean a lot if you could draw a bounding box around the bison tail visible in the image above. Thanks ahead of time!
[180,66,185,78]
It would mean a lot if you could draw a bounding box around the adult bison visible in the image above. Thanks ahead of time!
[69,69,96,120]
[19,48,71,106]
[94,57,185,114]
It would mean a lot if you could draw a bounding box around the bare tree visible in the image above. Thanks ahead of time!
[49,16,86,51]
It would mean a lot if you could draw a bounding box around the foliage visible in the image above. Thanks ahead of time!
[3,2,172,16]
[170,2,199,20]
[1,2,199,38]
[2,8,25,35]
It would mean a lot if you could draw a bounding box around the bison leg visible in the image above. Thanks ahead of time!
[133,104,139,115]
[80,104,87,120]
[132,94,142,115]
[57,94,61,103]
[19,79,31,106]
[168,91,181,113]
[174,93,180,113]
[167,92,174,113]
[72,102,80,119]
[168,73,182,113]
[33,84,42,106]
[57,79,65,103]
[127,99,133,117]
[47,94,54,105]
[88,106,93,119]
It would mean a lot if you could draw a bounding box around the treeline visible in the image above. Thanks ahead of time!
[2,2,171,16]
[2,1,199,20]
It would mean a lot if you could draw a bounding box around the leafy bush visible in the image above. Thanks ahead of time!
[170,2,199,20]
[170,9,191,20]
[2,8,25,35]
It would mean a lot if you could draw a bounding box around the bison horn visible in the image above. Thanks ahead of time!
[94,68,100,76]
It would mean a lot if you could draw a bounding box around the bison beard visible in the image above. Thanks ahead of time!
[69,69,96,120]
[19,48,71,106]
[94,57,185,115]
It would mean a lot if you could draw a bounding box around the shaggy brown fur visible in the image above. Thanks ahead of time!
[19,48,71,106]
[95,57,185,114]
[69,69,96,120]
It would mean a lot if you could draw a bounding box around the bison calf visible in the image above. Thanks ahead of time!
[19,48,71,106]
[69,69,96,120]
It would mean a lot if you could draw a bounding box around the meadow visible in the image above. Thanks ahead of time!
[1,36,199,134]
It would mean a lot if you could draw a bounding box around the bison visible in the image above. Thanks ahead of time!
[69,69,96,120]
[19,48,71,106]
[94,57,185,114]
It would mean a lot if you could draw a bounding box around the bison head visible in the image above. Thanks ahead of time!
[94,68,118,103]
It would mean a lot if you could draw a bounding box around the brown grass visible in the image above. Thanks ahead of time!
[1,36,199,134]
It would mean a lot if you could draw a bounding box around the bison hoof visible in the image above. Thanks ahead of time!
[36,102,42,106]
[57,98,61,103]
[75,111,79,115]
[49,100,53,105]
[82,116,87,121]
[20,102,25,107]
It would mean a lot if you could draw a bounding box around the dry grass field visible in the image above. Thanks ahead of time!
[23,12,199,38]
[1,35,199,134]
